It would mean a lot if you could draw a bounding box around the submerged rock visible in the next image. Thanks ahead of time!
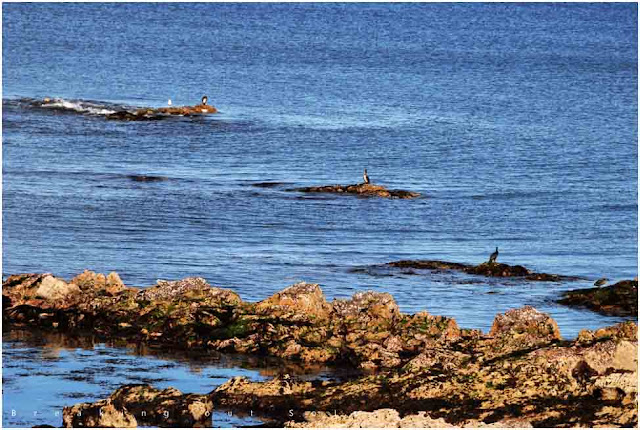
[290,183,420,199]
[557,279,638,316]
[386,259,578,281]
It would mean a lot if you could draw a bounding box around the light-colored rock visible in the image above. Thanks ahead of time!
[287,409,453,428]
[63,400,137,428]
[35,276,81,301]
[256,282,331,320]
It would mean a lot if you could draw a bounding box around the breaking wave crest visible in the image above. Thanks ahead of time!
[37,98,119,115]
[4,97,219,121]
[5,97,129,116]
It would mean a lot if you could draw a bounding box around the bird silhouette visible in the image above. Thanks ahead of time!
[363,168,370,184]
[488,247,499,264]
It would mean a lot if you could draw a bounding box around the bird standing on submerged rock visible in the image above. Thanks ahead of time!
[363,168,370,184]
[201,95,208,105]
[488,247,499,264]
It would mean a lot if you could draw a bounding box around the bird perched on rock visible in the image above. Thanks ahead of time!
[201,95,208,105]
[594,278,608,287]
[488,247,499,264]
[363,168,370,184]
[167,99,172,106]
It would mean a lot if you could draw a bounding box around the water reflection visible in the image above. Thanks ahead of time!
[2,329,342,428]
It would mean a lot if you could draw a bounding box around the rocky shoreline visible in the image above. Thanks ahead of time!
[3,271,638,428]
[290,183,421,199]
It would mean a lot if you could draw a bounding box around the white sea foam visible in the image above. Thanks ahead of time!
[41,98,117,116]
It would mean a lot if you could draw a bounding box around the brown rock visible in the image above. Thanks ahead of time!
[486,306,561,356]
[291,183,420,199]
[489,306,561,340]
[64,384,213,427]
[63,400,137,428]
[332,291,399,321]
[256,282,331,321]
[35,276,81,301]
[138,277,241,305]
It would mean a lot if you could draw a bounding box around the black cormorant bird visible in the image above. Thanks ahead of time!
[201,95,208,105]
[363,168,370,184]
[488,247,499,264]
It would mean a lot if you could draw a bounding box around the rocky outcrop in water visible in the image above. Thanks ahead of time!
[290,183,420,199]
[106,103,217,121]
[386,259,579,281]
[557,279,638,316]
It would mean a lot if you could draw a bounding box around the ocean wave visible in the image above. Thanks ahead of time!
[6,97,126,117]
[38,98,118,115]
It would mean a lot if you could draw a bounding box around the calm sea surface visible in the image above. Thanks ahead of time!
[2,3,638,427]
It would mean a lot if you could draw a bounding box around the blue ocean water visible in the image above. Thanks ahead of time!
[2,3,638,427]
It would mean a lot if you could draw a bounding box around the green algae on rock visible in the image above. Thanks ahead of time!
[290,183,421,199]
[62,317,638,428]
[557,279,638,316]
[5,271,638,428]
[3,273,457,370]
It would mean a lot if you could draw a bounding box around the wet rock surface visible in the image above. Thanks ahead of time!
[3,272,456,370]
[290,183,421,199]
[4,271,637,427]
[62,318,638,428]
[557,279,638,316]
[106,103,217,121]
[386,259,580,281]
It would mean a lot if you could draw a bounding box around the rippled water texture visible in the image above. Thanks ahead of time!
[2,3,638,427]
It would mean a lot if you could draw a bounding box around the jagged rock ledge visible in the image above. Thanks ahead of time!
[3,271,458,370]
[106,103,217,121]
[557,279,638,317]
[61,316,637,427]
[289,183,421,199]
[385,259,581,281]
[4,271,637,427]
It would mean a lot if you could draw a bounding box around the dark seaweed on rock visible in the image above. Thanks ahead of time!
[386,260,580,282]
[557,279,638,316]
